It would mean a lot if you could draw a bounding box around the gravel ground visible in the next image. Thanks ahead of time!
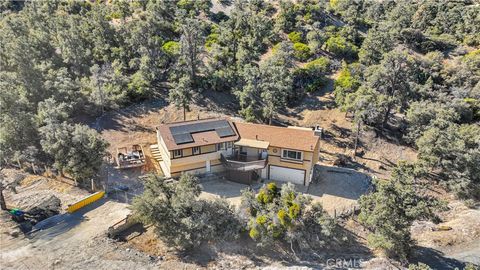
[199,176,251,206]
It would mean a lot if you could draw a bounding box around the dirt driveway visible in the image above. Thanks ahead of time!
[0,199,158,270]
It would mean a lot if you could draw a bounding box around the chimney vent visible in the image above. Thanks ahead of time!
[314,125,323,138]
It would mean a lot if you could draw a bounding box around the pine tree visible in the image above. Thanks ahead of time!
[169,75,194,121]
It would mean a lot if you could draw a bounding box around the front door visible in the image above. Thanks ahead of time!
[206,160,211,172]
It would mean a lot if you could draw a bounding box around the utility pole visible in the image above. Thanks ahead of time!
[0,182,7,210]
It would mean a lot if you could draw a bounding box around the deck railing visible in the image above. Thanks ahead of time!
[220,153,267,171]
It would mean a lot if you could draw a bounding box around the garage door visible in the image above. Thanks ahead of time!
[269,166,305,185]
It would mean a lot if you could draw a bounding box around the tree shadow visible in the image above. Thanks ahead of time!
[28,198,108,240]
[357,156,396,169]
[90,98,169,133]
[372,118,410,147]
[177,227,373,268]
[285,79,337,117]
[330,124,352,138]
[112,223,148,242]
[319,150,378,174]
[409,246,468,270]
[321,127,358,150]
[194,90,240,117]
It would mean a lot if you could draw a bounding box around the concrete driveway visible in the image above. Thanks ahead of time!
[307,165,371,216]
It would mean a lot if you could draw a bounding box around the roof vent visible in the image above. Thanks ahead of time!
[314,125,323,138]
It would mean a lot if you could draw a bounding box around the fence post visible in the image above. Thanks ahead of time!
[334,209,336,219]
[124,191,128,203]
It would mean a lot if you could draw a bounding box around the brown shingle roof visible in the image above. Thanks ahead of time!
[157,118,239,151]
[233,122,319,152]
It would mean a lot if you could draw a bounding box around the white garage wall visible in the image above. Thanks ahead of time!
[269,165,305,185]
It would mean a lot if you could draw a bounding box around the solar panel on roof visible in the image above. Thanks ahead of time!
[216,127,236,137]
[172,133,194,144]
[169,119,235,145]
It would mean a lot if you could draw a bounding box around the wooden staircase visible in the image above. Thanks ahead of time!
[150,144,163,162]
[148,144,167,176]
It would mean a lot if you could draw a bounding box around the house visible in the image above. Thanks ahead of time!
[154,118,320,185]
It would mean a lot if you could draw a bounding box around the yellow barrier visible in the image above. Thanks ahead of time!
[67,191,105,213]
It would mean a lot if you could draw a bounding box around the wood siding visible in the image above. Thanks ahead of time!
[157,128,320,184]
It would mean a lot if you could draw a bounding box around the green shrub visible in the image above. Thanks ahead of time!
[325,36,358,58]
[249,227,260,239]
[333,63,362,106]
[241,183,338,248]
[292,57,331,95]
[206,32,219,49]
[257,189,267,204]
[408,262,432,270]
[270,224,283,238]
[306,77,328,92]
[293,42,312,61]
[305,57,331,74]
[464,199,477,209]
[256,215,268,225]
[277,209,289,225]
[128,71,150,99]
[267,182,278,193]
[240,105,256,122]
[288,31,302,43]
[109,11,122,20]
[463,49,480,61]
[177,0,194,10]
[162,41,180,56]
[464,35,480,47]
[464,98,480,120]
[464,263,478,270]
[288,203,300,219]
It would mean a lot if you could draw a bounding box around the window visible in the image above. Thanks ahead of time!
[192,146,200,155]
[226,141,233,149]
[173,149,182,158]
[282,149,302,161]
[216,142,226,151]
